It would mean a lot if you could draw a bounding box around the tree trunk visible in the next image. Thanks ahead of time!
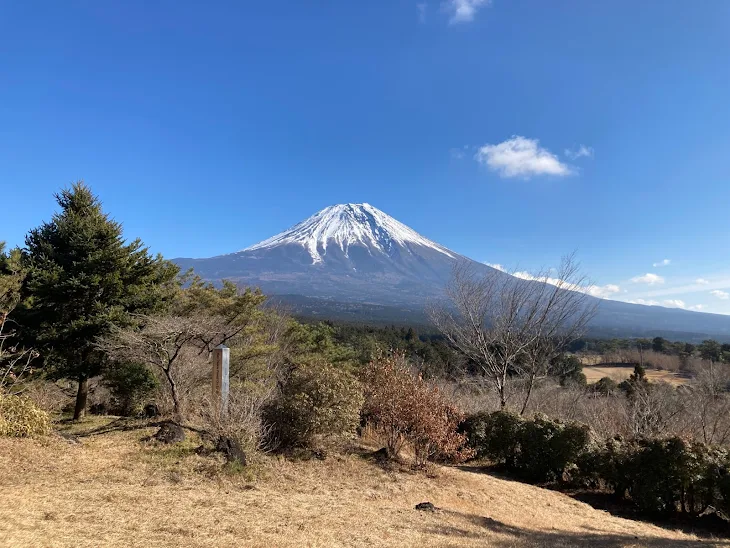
[520,374,536,416]
[163,368,181,419]
[73,377,89,421]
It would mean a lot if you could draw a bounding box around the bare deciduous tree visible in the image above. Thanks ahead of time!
[684,362,730,445]
[430,254,597,412]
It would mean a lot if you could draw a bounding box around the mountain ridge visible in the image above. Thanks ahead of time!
[173,203,730,339]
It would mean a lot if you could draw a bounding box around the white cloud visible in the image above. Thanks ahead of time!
[663,299,686,308]
[475,136,572,179]
[696,278,710,285]
[628,299,660,306]
[564,145,594,160]
[485,262,505,271]
[417,3,427,23]
[630,273,665,285]
[512,271,620,300]
[444,0,491,24]
[652,259,671,267]
[711,290,729,300]
[584,284,621,299]
[688,304,706,311]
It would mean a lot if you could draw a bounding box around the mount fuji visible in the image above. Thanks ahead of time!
[174,203,730,340]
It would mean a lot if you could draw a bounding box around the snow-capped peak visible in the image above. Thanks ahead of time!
[244,203,456,264]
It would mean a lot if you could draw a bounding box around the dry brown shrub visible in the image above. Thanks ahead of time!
[0,394,51,437]
[363,353,473,467]
[197,382,276,453]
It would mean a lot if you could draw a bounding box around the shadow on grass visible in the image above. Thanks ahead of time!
[424,510,727,547]
[55,416,159,438]
[455,463,730,541]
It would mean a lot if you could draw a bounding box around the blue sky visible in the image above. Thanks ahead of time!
[2,1,729,313]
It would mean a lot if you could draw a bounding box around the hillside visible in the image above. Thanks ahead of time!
[0,418,720,548]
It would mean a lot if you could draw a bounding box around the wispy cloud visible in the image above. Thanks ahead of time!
[663,299,685,308]
[564,145,594,160]
[652,259,671,267]
[696,278,709,285]
[628,299,659,306]
[688,304,706,311]
[417,3,427,23]
[449,147,466,160]
[512,270,620,300]
[630,273,665,285]
[475,136,572,179]
[444,0,491,24]
[485,262,504,271]
[711,290,729,300]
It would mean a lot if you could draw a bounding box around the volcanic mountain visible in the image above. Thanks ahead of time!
[174,203,730,340]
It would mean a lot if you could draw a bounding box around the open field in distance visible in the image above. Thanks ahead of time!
[582,365,690,386]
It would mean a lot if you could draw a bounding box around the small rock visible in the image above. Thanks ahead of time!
[415,502,439,512]
[154,422,185,444]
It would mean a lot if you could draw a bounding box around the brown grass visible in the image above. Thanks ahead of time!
[583,365,689,386]
[0,417,723,547]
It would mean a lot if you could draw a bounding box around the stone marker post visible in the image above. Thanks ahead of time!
[212,344,230,416]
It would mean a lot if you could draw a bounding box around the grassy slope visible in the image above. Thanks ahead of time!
[0,418,723,548]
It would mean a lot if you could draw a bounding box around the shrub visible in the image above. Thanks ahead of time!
[199,381,275,455]
[577,436,729,516]
[0,394,52,437]
[462,410,591,483]
[625,438,727,515]
[103,362,158,416]
[460,410,522,466]
[591,376,619,396]
[515,413,591,482]
[363,353,472,467]
[264,362,363,450]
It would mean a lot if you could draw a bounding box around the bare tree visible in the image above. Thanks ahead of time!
[514,257,598,413]
[430,254,597,412]
[684,362,730,445]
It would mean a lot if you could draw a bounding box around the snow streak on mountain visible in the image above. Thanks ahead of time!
[244,203,455,264]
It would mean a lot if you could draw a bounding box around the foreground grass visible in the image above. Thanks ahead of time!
[0,417,724,547]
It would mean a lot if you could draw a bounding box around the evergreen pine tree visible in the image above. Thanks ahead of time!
[21,182,179,419]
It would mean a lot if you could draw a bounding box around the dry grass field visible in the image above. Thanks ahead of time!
[582,365,690,386]
[0,417,724,548]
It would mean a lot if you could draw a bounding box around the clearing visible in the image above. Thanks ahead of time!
[582,365,689,386]
[0,417,723,547]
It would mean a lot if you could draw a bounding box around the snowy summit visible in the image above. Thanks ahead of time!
[245,203,455,264]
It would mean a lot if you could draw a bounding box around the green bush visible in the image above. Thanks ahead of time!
[461,411,590,483]
[577,436,729,516]
[460,410,522,465]
[0,394,52,437]
[626,438,726,515]
[264,362,363,450]
[591,376,619,396]
[103,362,158,416]
[515,414,591,483]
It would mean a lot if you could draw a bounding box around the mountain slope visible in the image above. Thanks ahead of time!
[174,203,730,339]
[176,203,485,305]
